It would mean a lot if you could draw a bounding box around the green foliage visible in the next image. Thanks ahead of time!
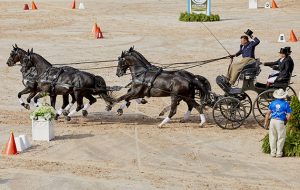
[30,93,56,121]
[30,104,57,121]
[283,127,300,156]
[262,134,271,154]
[289,96,300,129]
[262,96,300,157]
[179,12,220,22]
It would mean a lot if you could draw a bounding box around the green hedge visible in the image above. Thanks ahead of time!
[179,12,220,22]
[262,96,300,157]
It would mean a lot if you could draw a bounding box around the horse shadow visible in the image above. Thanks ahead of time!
[0,178,10,185]
[84,112,162,125]
[54,134,94,140]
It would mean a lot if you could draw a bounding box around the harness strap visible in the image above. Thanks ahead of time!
[146,68,163,97]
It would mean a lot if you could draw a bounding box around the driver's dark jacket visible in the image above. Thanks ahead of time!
[264,56,294,82]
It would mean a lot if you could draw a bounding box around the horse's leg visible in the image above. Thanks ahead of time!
[18,87,33,110]
[66,92,84,121]
[116,90,139,103]
[33,93,45,107]
[26,91,38,108]
[181,101,193,122]
[117,101,131,116]
[49,95,61,120]
[158,105,171,116]
[117,98,148,115]
[185,98,206,127]
[158,96,180,128]
[63,93,75,116]
[61,94,69,112]
[82,94,97,117]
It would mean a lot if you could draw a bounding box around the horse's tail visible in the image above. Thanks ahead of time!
[192,75,211,104]
[94,76,116,106]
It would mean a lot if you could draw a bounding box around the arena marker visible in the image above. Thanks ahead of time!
[271,0,278,8]
[289,30,298,42]
[278,34,286,43]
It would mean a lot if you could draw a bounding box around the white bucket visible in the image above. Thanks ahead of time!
[14,137,26,152]
[79,2,85,10]
[19,134,31,149]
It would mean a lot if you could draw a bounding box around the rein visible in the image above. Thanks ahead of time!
[72,55,230,71]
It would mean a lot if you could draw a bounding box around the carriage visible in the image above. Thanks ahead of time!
[209,58,296,129]
[7,45,296,129]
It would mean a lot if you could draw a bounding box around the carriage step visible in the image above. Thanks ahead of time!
[228,88,242,95]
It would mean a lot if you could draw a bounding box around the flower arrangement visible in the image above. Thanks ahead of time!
[30,93,56,121]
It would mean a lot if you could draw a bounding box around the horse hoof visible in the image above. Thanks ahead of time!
[157,125,163,128]
[82,110,88,117]
[159,112,165,117]
[62,110,70,116]
[54,114,59,120]
[65,116,71,121]
[106,105,112,112]
[199,122,206,128]
[117,109,123,116]
[141,99,148,104]
[24,104,30,110]
[180,119,186,123]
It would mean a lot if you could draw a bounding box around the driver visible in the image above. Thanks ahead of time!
[227,29,260,86]
[264,47,294,85]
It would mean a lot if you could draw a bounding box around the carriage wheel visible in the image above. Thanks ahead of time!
[253,87,297,128]
[253,89,274,128]
[234,93,252,119]
[212,97,246,130]
[286,86,297,101]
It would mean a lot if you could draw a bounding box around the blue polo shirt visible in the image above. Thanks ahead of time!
[268,99,291,121]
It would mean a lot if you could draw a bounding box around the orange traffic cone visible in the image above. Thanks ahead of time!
[96,26,103,39]
[32,1,38,10]
[289,30,298,42]
[24,4,30,10]
[95,27,100,39]
[272,0,278,8]
[3,132,18,155]
[92,23,98,34]
[71,0,76,9]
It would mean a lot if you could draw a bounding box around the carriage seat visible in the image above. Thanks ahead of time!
[216,75,242,95]
[254,80,290,91]
[239,60,261,80]
[271,80,290,89]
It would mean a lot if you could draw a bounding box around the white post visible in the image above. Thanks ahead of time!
[249,0,258,9]
[207,0,211,16]
[298,91,300,101]
[187,0,191,14]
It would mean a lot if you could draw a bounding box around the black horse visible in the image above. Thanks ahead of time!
[6,44,40,109]
[22,49,116,120]
[6,45,78,118]
[116,47,210,127]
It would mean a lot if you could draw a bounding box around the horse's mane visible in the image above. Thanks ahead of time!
[16,47,26,54]
[32,52,52,67]
[128,48,159,70]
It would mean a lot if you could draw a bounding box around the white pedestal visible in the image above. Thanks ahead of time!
[265,2,271,8]
[32,118,55,141]
[278,34,286,42]
[249,0,258,9]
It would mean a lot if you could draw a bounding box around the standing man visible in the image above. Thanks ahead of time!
[227,29,260,85]
[264,89,292,158]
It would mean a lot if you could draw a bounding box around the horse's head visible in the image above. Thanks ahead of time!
[22,48,34,73]
[116,51,131,77]
[6,44,22,66]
